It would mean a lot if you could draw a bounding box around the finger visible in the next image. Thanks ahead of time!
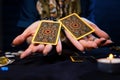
[92,24,110,39]
[87,34,96,41]
[26,36,33,44]
[43,44,53,56]
[94,37,107,46]
[12,35,26,46]
[100,39,113,46]
[32,44,44,53]
[20,44,34,58]
[79,39,88,47]
[89,34,113,46]
[64,30,84,51]
[12,21,40,45]
[86,41,98,48]
[79,39,97,48]
[81,18,110,39]
[20,44,45,58]
[79,34,98,49]
[56,38,62,55]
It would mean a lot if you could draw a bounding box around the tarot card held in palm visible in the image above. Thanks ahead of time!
[32,20,61,45]
[59,13,95,40]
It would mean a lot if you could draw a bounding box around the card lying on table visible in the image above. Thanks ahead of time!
[32,20,61,45]
[59,13,95,40]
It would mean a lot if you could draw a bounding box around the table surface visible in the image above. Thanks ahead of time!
[0,46,120,80]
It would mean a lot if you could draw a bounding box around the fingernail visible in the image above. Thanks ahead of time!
[108,37,111,40]
[82,51,86,54]
[96,47,98,48]
[20,55,24,59]
[101,40,107,44]
[58,52,62,55]
[43,53,47,56]
[11,44,16,47]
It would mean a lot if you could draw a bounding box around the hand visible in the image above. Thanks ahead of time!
[12,18,113,58]
[12,21,62,58]
[64,18,113,51]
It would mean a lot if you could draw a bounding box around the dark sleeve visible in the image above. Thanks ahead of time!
[81,0,96,23]
[17,0,39,28]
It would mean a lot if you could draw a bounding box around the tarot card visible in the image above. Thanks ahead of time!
[32,20,61,45]
[0,56,15,67]
[59,13,94,40]
[70,56,85,62]
[70,52,85,62]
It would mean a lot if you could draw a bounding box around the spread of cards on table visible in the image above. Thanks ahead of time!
[59,13,95,40]
[32,13,95,45]
[32,20,61,45]
[0,51,23,67]
[0,56,15,67]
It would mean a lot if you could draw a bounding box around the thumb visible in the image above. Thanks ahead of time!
[12,34,26,46]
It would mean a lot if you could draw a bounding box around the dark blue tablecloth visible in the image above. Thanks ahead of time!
[0,46,120,80]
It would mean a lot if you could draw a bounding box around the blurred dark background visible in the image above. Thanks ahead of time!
[95,0,120,44]
[0,0,120,51]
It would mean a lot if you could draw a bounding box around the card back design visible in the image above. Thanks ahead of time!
[59,13,94,40]
[32,20,61,45]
